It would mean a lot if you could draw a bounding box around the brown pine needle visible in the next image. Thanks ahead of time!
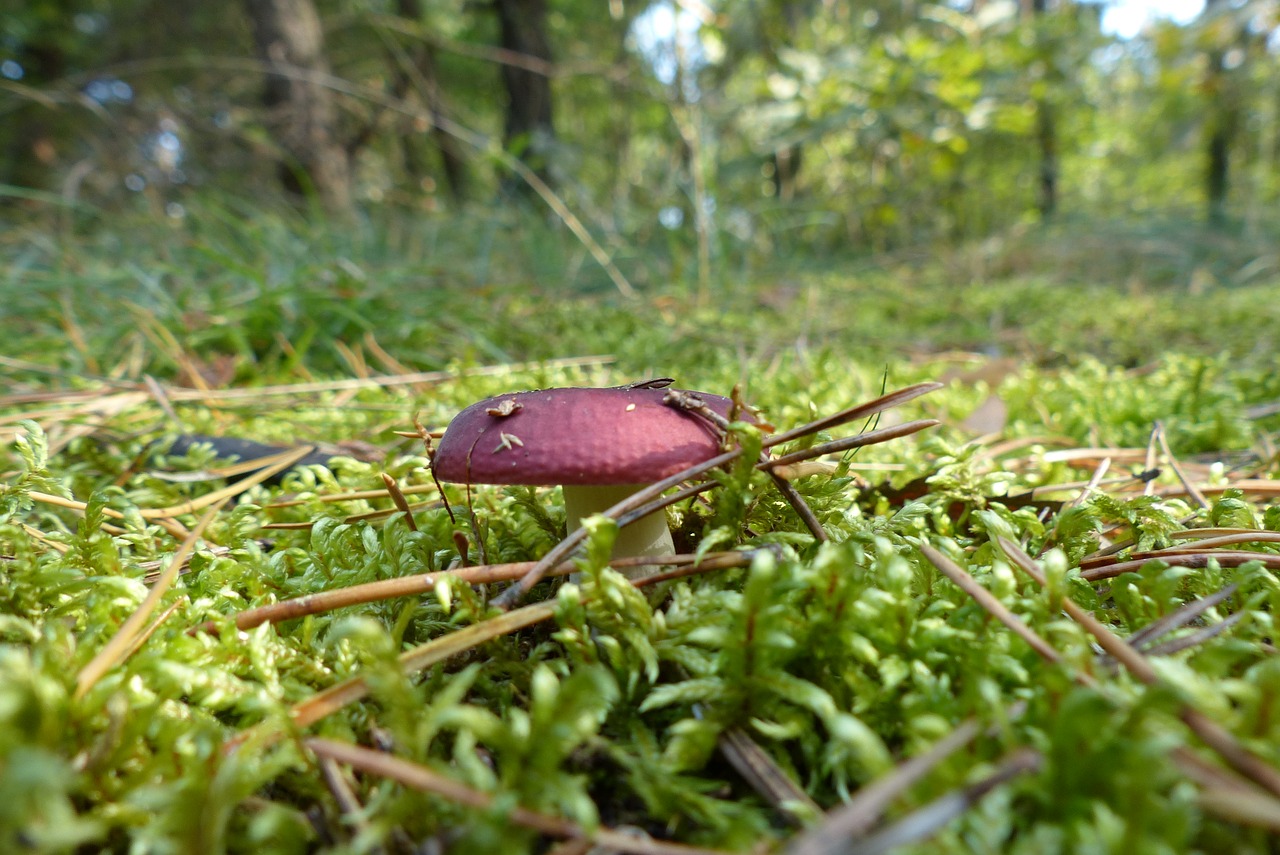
[718,725,821,825]
[265,481,440,508]
[1126,584,1238,649]
[1154,422,1209,509]
[225,552,756,752]
[997,536,1280,800]
[304,738,732,855]
[1197,787,1280,832]
[75,499,225,701]
[1080,550,1280,582]
[838,748,1042,855]
[785,720,982,855]
[213,551,754,633]
[761,420,940,470]
[225,601,558,753]
[1164,530,1280,549]
[919,544,1068,671]
[763,383,944,449]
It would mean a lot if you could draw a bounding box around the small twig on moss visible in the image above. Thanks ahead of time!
[226,550,758,751]
[304,738,733,855]
[200,551,755,634]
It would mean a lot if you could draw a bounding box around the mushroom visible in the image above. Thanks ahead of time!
[431,382,740,577]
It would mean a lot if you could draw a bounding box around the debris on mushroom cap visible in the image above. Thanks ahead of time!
[432,386,740,486]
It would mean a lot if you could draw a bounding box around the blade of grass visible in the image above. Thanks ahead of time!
[75,499,225,700]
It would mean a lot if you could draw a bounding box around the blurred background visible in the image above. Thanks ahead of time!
[3,0,1277,269]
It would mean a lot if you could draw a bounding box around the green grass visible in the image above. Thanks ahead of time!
[2,203,1280,852]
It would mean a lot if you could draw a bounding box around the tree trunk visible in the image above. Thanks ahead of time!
[493,0,555,192]
[1203,0,1231,227]
[0,39,67,196]
[395,0,468,203]
[1030,0,1057,219]
[244,0,352,212]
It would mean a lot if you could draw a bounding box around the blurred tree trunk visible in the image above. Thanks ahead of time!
[244,0,352,212]
[394,0,468,203]
[1029,0,1057,219]
[493,0,555,192]
[0,40,65,196]
[1203,0,1235,227]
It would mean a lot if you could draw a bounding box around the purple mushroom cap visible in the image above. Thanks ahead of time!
[432,386,736,486]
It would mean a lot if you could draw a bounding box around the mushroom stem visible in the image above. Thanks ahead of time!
[562,484,674,579]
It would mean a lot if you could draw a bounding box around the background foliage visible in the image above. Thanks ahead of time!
[4,0,1280,253]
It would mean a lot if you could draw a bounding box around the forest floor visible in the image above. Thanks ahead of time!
[2,206,1280,852]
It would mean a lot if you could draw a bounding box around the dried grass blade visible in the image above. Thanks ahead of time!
[919,544,1067,669]
[836,748,1042,855]
[785,720,981,855]
[1154,423,1209,509]
[764,383,943,449]
[1126,584,1238,648]
[761,420,940,470]
[718,726,821,825]
[29,444,311,524]
[304,738,731,855]
[1197,787,1280,832]
[997,536,1280,799]
[74,500,224,701]
[161,355,613,402]
[227,602,558,752]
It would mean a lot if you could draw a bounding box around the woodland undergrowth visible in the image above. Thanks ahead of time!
[2,209,1280,853]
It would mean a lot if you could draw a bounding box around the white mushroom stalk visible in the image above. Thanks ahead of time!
[562,483,675,578]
